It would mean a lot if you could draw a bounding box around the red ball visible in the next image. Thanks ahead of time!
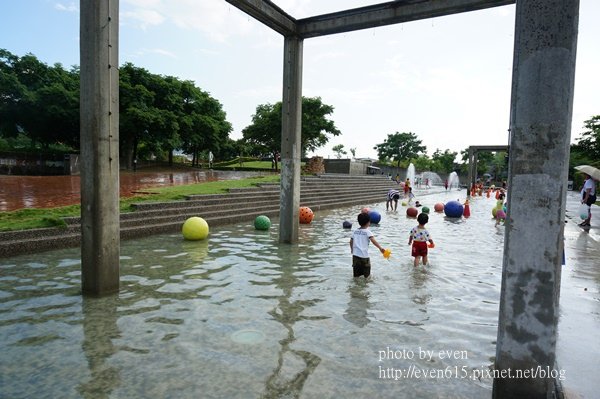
[299,206,314,224]
[434,203,445,212]
[406,207,418,218]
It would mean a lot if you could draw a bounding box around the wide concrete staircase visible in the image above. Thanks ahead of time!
[0,174,398,257]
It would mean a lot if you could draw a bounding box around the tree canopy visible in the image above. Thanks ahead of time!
[242,96,341,168]
[573,115,600,163]
[373,131,426,167]
[1,49,232,168]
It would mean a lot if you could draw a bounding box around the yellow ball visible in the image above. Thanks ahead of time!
[182,217,209,240]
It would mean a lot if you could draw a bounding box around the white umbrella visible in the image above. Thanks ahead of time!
[574,165,600,181]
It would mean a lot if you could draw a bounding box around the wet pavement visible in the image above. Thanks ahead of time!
[556,191,599,399]
[0,168,273,211]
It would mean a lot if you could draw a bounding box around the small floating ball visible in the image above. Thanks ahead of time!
[254,215,271,230]
[369,210,382,224]
[421,206,430,214]
[361,207,370,214]
[182,217,209,240]
[342,220,352,229]
[434,203,445,212]
[299,207,314,224]
[444,201,464,218]
[401,201,407,207]
[406,207,418,218]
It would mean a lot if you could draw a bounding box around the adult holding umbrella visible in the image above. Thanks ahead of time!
[575,165,599,227]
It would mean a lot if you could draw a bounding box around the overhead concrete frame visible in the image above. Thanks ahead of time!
[81,0,579,396]
[466,145,509,198]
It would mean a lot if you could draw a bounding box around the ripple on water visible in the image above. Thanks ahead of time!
[0,190,504,398]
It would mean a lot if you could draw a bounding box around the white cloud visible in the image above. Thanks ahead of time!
[136,48,177,58]
[121,9,165,29]
[54,2,77,12]
[121,0,255,42]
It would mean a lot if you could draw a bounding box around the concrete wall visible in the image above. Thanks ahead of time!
[323,159,372,175]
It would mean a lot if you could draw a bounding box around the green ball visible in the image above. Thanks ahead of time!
[254,215,271,230]
[182,217,209,240]
[421,206,430,214]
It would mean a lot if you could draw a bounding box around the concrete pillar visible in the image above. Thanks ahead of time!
[494,1,579,397]
[467,147,474,198]
[80,0,120,295]
[279,36,303,243]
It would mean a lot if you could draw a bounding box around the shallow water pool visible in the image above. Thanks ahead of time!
[0,189,506,398]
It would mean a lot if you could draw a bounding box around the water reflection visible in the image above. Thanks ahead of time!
[344,281,371,328]
[78,296,120,399]
[263,245,322,398]
[0,190,519,398]
[0,169,274,211]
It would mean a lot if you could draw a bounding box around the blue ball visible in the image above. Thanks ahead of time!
[444,200,464,218]
[368,210,381,224]
[342,220,352,229]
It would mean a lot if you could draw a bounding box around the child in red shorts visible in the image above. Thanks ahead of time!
[408,213,434,267]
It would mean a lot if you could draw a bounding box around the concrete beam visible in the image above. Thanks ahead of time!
[279,36,303,243]
[297,0,515,38]
[224,0,296,36]
[80,0,120,296]
[494,0,579,397]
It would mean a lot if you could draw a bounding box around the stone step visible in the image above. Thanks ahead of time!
[0,175,403,257]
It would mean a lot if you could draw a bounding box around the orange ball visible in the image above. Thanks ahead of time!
[299,206,314,224]
[434,203,445,212]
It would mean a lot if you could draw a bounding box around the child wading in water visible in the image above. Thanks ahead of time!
[408,213,434,267]
[350,212,385,278]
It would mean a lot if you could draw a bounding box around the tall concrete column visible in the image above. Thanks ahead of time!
[467,147,474,198]
[80,0,120,295]
[279,36,303,243]
[494,1,579,397]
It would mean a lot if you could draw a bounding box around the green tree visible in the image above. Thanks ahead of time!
[242,96,341,170]
[332,144,347,159]
[431,149,458,174]
[349,147,356,158]
[574,115,600,163]
[0,49,79,149]
[412,155,432,172]
[373,131,426,167]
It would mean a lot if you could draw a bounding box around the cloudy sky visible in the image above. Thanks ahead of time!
[1,0,598,160]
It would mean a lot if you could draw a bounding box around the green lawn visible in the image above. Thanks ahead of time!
[0,175,280,232]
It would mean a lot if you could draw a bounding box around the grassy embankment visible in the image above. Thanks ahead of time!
[0,174,280,232]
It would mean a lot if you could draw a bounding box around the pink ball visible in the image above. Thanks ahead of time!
[434,203,444,212]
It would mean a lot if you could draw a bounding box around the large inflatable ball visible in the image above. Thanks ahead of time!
[434,203,445,212]
[254,215,271,230]
[182,216,209,240]
[406,207,418,218]
[369,210,382,224]
[444,201,464,218]
[299,207,314,224]
[342,220,352,229]
[421,206,430,214]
